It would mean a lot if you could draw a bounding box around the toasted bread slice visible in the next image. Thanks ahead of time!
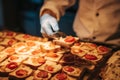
[0,60,20,73]
[15,34,31,41]
[0,47,15,57]
[53,36,79,48]
[2,31,17,38]
[82,54,103,64]
[0,38,17,46]
[62,66,82,77]
[23,56,46,68]
[9,64,33,79]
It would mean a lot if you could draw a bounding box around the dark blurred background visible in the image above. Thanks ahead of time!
[0,0,78,37]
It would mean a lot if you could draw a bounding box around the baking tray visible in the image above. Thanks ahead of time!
[0,30,120,80]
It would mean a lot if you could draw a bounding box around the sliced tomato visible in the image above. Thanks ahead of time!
[56,73,67,80]
[32,49,41,55]
[97,46,109,54]
[6,62,18,70]
[74,42,81,46]
[45,65,54,71]
[64,36,75,42]
[88,43,97,49]
[37,70,48,78]
[30,36,40,41]
[26,41,36,47]
[64,66,74,72]
[23,34,30,38]
[37,57,46,64]
[46,52,58,58]
[9,55,19,61]
[16,69,28,76]
[84,54,97,60]
[8,39,16,45]
[6,32,14,36]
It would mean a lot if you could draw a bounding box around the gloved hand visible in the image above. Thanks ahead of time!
[40,14,59,35]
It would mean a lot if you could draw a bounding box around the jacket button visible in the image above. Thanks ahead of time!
[96,12,99,16]
[93,36,96,39]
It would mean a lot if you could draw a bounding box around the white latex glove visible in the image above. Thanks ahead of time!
[40,14,59,35]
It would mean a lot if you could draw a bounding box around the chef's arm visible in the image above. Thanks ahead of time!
[40,0,76,20]
[39,0,76,35]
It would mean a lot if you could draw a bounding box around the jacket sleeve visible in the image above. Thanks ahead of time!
[40,0,76,21]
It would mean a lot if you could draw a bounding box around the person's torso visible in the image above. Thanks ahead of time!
[73,0,120,45]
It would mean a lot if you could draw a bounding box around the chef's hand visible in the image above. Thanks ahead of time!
[40,14,59,36]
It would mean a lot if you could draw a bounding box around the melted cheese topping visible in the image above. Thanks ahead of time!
[41,42,60,50]
[38,61,62,73]
[8,54,28,63]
